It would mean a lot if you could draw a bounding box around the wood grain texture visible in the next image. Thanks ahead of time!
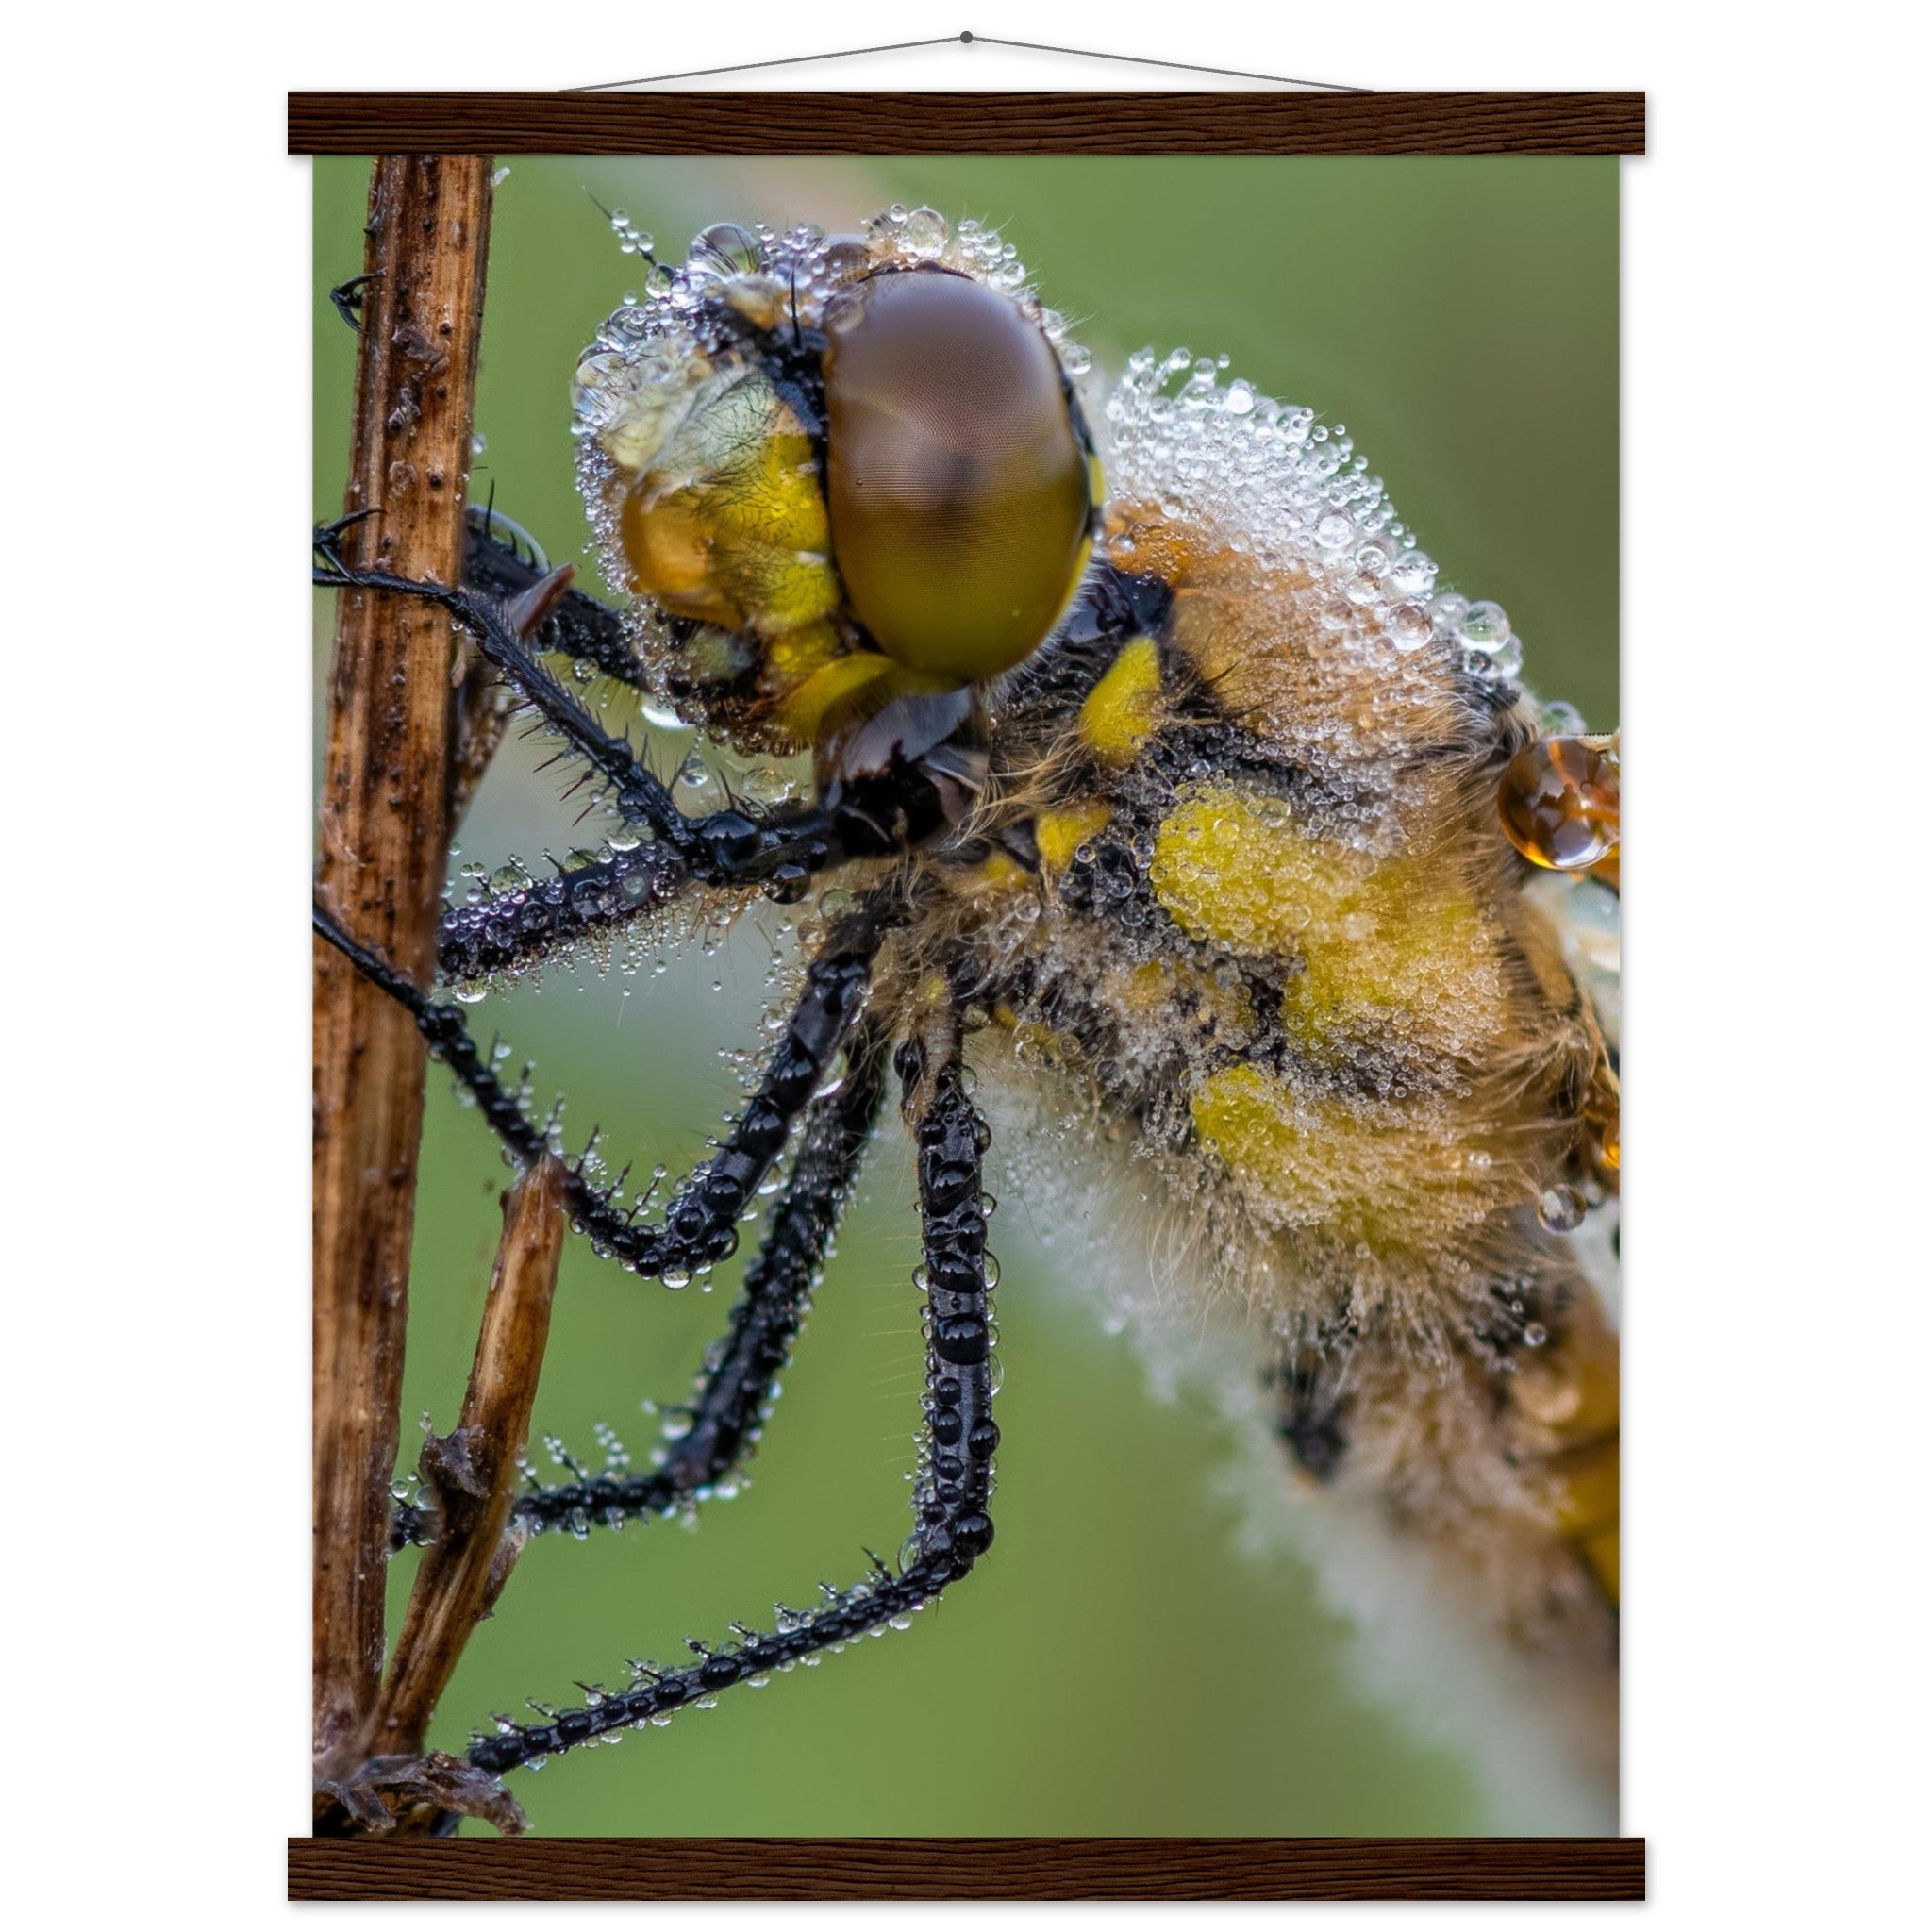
[311,154,492,1786]
[288,1835,1644,1901]
[288,92,1644,157]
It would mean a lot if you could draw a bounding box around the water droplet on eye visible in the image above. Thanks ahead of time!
[1537,1184,1587,1233]
[901,206,949,256]
[1498,735,1620,872]
[1523,1321,1549,1347]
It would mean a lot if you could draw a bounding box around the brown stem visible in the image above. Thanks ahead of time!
[449,646,512,831]
[312,154,493,1785]
[372,1157,567,1762]
[449,562,578,831]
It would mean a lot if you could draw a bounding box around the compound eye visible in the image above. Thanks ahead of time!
[823,270,1092,684]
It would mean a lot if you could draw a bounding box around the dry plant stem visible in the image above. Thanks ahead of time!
[449,650,510,829]
[312,153,494,1784]
[372,1158,568,1758]
[449,564,578,829]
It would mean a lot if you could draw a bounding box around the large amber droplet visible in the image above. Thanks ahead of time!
[1499,734,1620,872]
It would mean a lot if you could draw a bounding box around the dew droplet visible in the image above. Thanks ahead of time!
[1483,633,1524,680]
[901,206,948,257]
[689,222,761,278]
[1498,735,1620,872]
[1457,599,1511,649]
[1537,1184,1587,1233]
[1388,602,1432,652]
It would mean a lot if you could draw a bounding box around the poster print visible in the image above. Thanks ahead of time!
[311,148,1621,1849]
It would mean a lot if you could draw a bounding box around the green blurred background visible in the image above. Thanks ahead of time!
[313,154,1617,1836]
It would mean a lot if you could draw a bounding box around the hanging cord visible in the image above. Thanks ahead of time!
[572,29,1366,93]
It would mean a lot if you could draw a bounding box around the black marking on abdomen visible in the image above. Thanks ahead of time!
[1266,1354,1353,1483]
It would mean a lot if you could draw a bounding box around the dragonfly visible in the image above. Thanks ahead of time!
[314,178,1621,1837]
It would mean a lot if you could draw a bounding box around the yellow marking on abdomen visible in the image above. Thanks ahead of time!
[1149,786,1319,956]
[1034,802,1111,873]
[1188,1062,1493,1245]
[1149,784,1500,1055]
[1077,635,1164,767]
[963,851,1030,893]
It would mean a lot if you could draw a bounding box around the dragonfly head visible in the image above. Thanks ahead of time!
[574,212,1101,791]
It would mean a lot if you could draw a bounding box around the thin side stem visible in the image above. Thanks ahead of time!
[371,1156,568,1765]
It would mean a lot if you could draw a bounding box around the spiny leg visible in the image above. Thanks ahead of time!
[392,1021,891,1549]
[314,521,854,889]
[313,886,897,1282]
[462,508,649,694]
[437,838,703,984]
[464,1004,999,1775]
[322,512,963,983]
[443,508,740,977]
[452,509,744,975]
